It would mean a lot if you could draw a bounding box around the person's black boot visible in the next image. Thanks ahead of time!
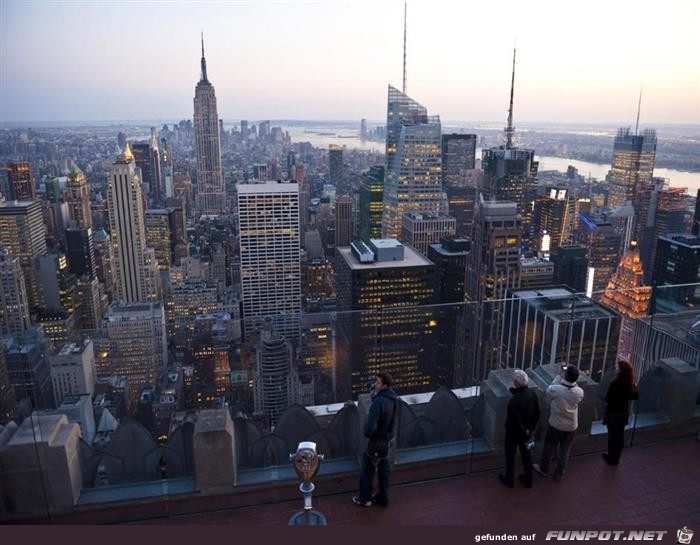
[498,474,514,488]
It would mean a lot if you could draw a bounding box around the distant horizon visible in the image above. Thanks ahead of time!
[2,118,699,130]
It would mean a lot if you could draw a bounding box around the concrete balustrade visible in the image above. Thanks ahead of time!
[0,357,698,521]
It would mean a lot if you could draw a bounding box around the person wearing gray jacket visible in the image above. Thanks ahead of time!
[532,364,584,481]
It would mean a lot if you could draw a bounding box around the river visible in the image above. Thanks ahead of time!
[286,126,700,194]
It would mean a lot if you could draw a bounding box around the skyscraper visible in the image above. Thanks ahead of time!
[358,166,385,241]
[165,280,218,351]
[75,276,106,331]
[0,247,31,336]
[381,85,444,239]
[652,234,700,312]
[501,288,620,381]
[43,175,62,204]
[599,248,651,362]
[107,144,157,303]
[0,343,17,422]
[131,141,162,205]
[481,50,538,246]
[237,181,301,340]
[145,209,173,270]
[300,313,336,404]
[607,127,657,209]
[532,187,575,253]
[400,211,456,257]
[335,194,353,248]
[336,239,436,397]
[49,339,96,406]
[329,145,344,187]
[193,35,226,214]
[253,316,301,428]
[100,301,167,413]
[442,134,476,185]
[428,236,468,388]
[648,188,687,279]
[65,227,97,279]
[578,214,623,296]
[93,228,115,298]
[35,253,78,314]
[252,164,268,181]
[550,245,588,293]
[519,257,555,289]
[5,162,36,201]
[461,197,522,384]
[0,200,47,308]
[442,134,477,236]
[4,328,53,410]
[65,164,92,228]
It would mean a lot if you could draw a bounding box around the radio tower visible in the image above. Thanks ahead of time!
[402,3,407,94]
[635,86,643,135]
[504,47,516,149]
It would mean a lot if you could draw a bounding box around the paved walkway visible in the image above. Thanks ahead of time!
[141,436,700,525]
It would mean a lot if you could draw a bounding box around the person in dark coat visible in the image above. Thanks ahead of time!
[603,360,639,465]
[499,369,540,488]
[353,372,399,507]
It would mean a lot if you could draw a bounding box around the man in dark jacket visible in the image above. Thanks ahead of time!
[353,372,399,507]
[499,369,540,488]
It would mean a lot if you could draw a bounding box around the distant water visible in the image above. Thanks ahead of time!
[535,155,700,194]
[287,125,700,194]
[287,126,384,153]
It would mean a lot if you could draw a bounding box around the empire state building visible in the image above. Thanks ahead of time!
[194,35,226,214]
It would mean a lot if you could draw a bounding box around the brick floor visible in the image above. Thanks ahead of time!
[136,436,700,525]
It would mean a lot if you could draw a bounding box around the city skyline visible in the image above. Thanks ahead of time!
[2,0,698,125]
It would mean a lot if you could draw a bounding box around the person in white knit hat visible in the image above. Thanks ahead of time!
[499,369,540,488]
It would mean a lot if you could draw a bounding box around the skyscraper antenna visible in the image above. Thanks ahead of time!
[200,32,208,82]
[635,86,643,135]
[402,3,407,94]
[505,47,516,149]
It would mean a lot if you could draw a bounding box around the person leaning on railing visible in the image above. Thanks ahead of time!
[532,364,584,482]
[602,360,639,466]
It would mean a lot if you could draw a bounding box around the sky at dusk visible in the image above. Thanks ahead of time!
[1,0,699,125]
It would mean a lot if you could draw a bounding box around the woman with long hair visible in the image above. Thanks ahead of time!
[603,360,639,465]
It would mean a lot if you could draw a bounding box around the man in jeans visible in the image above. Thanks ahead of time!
[353,372,398,508]
[533,364,584,481]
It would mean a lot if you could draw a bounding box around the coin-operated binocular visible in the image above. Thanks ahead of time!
[288,441,327,525]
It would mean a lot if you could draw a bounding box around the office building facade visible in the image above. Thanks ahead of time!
[0,200,47,307]
[107,144,158,303]
[237,181,301,340]
[336,239,436,397]
[400,211,456,257]
[462,198,522,385]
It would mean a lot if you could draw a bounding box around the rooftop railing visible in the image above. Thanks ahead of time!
[1,281,699,522]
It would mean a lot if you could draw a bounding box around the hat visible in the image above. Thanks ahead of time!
[513,369,529,387]
[562,364,580,383]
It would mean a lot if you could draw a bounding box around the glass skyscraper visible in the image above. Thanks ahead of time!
[607,127,657,209]
[381,85,444,239]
